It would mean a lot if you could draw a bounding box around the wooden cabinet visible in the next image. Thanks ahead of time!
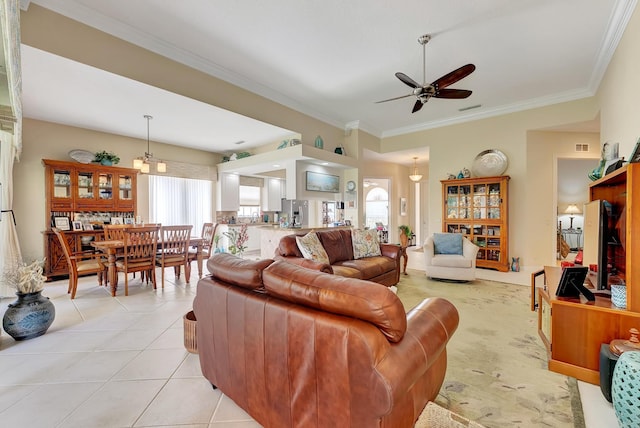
[42,159,138,279]
[538,163,640,385]
[441,175,510,271]
[217,173,240,211]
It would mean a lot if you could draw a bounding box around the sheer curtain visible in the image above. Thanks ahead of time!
[0,0,23,298]
[149,175,213,232]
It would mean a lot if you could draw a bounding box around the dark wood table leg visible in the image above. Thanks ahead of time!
[107,249,117,296]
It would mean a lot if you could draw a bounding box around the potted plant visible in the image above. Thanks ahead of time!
[398,225,412,247]
[93,150,120,166]
[223,224,249,257]
[2,259,56,340]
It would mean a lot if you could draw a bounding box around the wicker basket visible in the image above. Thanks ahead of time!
[183,310,197,354]
[611,284,627,309]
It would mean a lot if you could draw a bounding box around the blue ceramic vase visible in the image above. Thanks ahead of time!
[3,291,56,341]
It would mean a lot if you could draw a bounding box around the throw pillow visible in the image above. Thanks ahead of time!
[352,229,382,259]
[433,233,463,255]
[296,231,330,264]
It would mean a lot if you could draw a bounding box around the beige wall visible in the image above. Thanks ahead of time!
[15,119,219,260]
[17,4,640,272]
[597,5,640,156]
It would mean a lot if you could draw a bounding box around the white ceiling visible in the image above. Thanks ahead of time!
[22,0,635,165]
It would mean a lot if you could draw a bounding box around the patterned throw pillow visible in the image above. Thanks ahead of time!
[296,231,330,264]
[433,233,463,255]
[352,229,381,259]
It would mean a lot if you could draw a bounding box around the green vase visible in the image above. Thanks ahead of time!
[100,159,113,166]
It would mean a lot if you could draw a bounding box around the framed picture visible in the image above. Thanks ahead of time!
[124,217,134,225]
[306,171,340,193]
[400,198,407,216]
[110,217,123,225]
[629,137,640,163]
[72,221,83,231]
[83,223,95,231]
[54,216,71,231]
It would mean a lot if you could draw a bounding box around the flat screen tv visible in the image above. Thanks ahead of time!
[582,199,609,290]
[555,266,594,301]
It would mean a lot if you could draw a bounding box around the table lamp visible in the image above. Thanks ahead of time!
[565,204,581,229]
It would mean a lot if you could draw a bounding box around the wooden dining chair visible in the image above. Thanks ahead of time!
[103,224,129,241]
[115,225,160,295]
[53,228,105,299]
[156,225,193,288]
[187,222,217,278]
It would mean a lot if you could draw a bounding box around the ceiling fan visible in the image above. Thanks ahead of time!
[376,34,476,113]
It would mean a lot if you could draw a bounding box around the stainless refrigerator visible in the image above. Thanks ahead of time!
[281,199,309,228]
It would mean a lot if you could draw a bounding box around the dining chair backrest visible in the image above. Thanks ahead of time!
[104,224,129,241]
[160,225,193,258]
[201,223,217,253]
[52,227,74,268]
[122,225,160,262]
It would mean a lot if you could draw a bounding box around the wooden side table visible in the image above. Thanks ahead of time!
[399,245,408,275]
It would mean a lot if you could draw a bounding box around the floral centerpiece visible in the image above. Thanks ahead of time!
[3,259,47,294]
[223,224,249,256]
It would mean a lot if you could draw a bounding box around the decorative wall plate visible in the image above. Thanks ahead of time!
[472,149,508,177]
[68,149,95,164]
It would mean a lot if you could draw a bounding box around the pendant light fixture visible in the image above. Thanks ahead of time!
[409,157,423,182]
[133,114,167,173]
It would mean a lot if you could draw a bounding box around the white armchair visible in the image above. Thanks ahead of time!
[424,233,480,281]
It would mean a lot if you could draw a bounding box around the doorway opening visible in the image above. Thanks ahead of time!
[364,178,390,243]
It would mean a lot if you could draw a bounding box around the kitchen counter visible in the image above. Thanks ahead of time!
[260,225,352,259]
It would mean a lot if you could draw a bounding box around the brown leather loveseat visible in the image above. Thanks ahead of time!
[274,228,401,286]
[193,253,459,428]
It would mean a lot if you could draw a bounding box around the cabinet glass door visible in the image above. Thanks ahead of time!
[118,174,133,201]
[446,185,471,219]
[488,183,501,219]
[53,168,72,199]
[77,172,95,200]
[98,173,113,201]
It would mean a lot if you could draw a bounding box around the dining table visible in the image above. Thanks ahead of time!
[92,236,205,296]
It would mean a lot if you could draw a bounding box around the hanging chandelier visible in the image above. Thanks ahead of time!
[409,157,422,182]
[133,114,166,173]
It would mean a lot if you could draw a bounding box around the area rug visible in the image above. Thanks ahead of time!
[398,271,586,428]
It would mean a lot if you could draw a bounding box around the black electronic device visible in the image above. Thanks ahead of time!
[555,266,594,301]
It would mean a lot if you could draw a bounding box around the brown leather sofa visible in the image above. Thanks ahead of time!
[274,228,401,286]
[193,253,459,428]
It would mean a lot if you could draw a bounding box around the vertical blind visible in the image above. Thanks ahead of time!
[149,175,213,231]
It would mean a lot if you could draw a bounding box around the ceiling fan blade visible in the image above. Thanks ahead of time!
[395,72,421,89]
[412,99,424,113]
[435,89,472,99]
[432,64,476,90]
[375,93,413,103]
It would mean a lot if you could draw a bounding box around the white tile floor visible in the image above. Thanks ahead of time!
[0,268,260,428]
[0,259,618,427]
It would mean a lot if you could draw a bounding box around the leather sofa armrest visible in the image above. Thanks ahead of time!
[380,243,401,259]
[273,255,333,274]
[374,297,459,402]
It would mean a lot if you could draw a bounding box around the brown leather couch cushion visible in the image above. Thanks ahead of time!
[263,260,407,342]
[333,256,397,280]
[276,233,304,257]
[207,253,274,290]
[315,229,354,264]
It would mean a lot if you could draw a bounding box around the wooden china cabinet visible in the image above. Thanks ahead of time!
[441,175,510,271]
[42,159,138,279]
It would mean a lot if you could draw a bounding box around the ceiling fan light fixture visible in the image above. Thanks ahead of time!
[409,157,422,182]
[141,162,150,174]
[156,161,167,173]
[134,114,167,174]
